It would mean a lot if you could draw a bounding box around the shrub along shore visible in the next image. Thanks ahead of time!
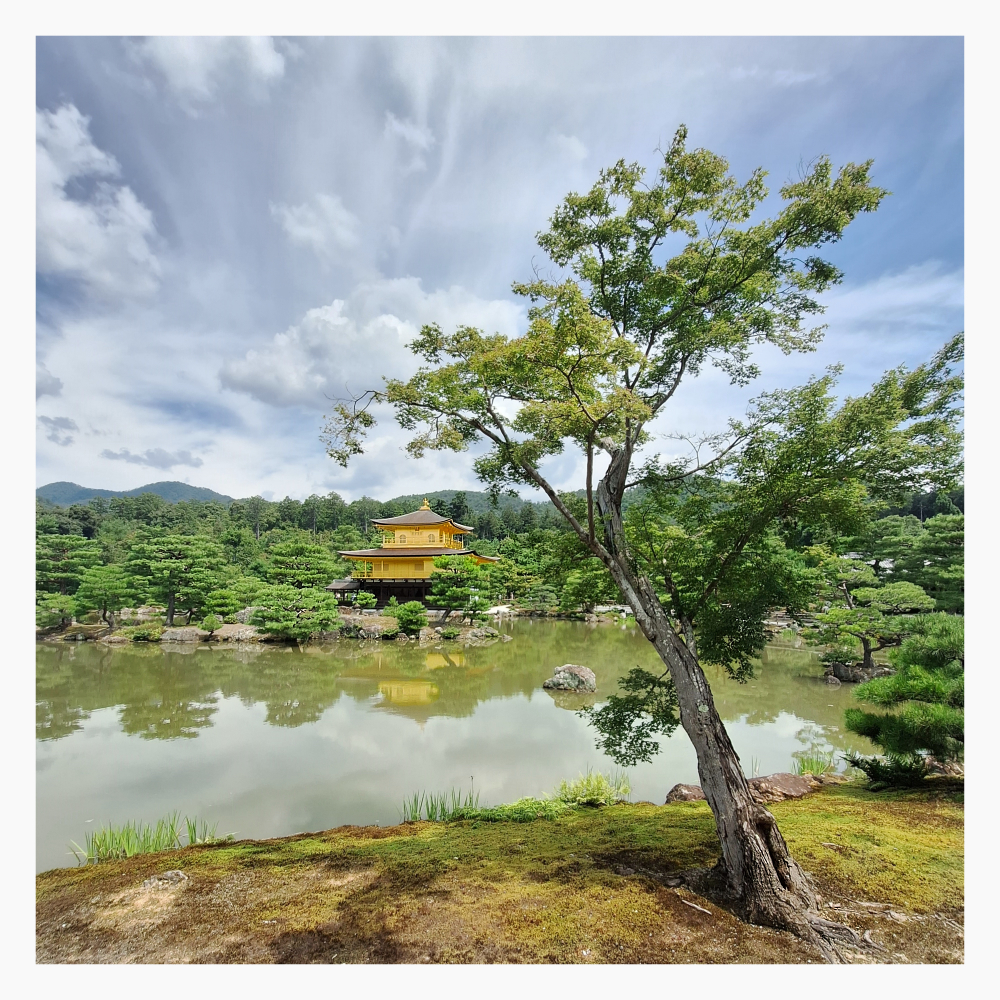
[36,780,963,964]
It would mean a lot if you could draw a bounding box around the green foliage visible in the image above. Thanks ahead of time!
[806,577,935,670]
[200,614,222,634]
[440,626,461,640]
[249,585,341,641]
[400,787,482,823]
[559,560,619,612]
[553,768,631,806]
[842,751,929,790]
[844,613,965,786]
[354,590,377,610]
[36,593,76,630]
[125,532,225,623]
[73,565,133,628]
[203,589,242,623]
[452,798,570,823]
[842,515,924,581]
[70,812,228,865]
[892,514,964,613]
[428,555,489,621]
[36,534,101,595]
[582,667,680,767]
[265,539,338,589]
[845,613,963,784]
[118,623,164,642]
[523,582,558,611]
[394,601,428,633]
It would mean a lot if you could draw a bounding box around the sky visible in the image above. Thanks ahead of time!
[35,36,964,503]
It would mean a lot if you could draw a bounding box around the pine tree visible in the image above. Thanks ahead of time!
[36,535,101,595]
[893,513,964,612]
[74,565,133,629]
[845,613,963,786]
[265,540,338,589]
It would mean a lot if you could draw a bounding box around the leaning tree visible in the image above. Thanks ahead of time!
[322,128,962,958]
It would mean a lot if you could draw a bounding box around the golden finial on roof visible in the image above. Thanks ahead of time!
[419,498,431,510]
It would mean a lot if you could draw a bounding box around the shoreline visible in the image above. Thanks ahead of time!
[36,783,964,964]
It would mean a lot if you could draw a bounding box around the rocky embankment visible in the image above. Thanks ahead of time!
[665,771,847,806]
[37,610,514,648]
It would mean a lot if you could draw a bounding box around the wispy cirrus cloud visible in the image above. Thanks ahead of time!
[270,194,360,257]
[126,36,286,110]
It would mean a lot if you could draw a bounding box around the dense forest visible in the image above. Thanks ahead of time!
[36,483,964,621]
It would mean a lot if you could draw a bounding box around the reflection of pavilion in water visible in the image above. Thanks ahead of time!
[374,650,467,709]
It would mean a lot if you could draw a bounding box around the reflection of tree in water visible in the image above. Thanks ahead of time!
[118,696,218,740]
[35,623,874,752]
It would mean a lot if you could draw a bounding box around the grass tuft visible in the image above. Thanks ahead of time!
[70,813,230,865]
[552,767,631,806]
[792,752,835,777]
[399,787,481,823]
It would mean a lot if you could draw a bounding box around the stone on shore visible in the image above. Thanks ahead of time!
[748,772,818,803]
[664,783,706,803]
[542,664,597,692]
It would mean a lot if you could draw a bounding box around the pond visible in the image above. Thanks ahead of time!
[36,619,873,873]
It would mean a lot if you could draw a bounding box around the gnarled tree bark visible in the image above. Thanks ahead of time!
[592,451,855,962]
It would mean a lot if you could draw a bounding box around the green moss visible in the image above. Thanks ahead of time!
[37,786,963,964]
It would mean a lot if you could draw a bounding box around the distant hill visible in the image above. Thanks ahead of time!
[36,481,235,507]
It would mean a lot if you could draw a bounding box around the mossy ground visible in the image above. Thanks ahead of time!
[36,782,963,964]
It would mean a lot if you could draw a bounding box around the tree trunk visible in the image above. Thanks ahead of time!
[593,470,852,961]
[860,637,874,671]
[166,593,175,626]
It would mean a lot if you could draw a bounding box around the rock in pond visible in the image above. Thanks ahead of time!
[542,664,597,692]
[665,784,706,803]
[825,661,894,684]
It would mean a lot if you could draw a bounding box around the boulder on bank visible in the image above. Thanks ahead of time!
[161,627,208,642]
[664,772,844,806]
[542,664,597,692]
[54,623,110,642]
[748,772,818,803]
[665,784,706,803]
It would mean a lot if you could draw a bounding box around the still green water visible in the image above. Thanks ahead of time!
[36,619,872,873]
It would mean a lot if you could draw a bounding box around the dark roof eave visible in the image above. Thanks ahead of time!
[338,547,498,561]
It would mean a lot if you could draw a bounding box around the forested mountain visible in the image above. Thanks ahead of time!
[37,481,235,506]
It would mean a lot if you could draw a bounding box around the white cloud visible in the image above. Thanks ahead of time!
[128,36,285,108]
[101,447,204,470]
[219,278,524,410]
[551,134,588,162]
[36,104,160,300]
[270,194,360,256]
[36,362,63,399]
[385,112,435,151]
[385,112,435,172]
[38,416,78,446]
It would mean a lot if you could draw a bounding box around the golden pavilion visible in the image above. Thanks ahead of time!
[333,499,498,604]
